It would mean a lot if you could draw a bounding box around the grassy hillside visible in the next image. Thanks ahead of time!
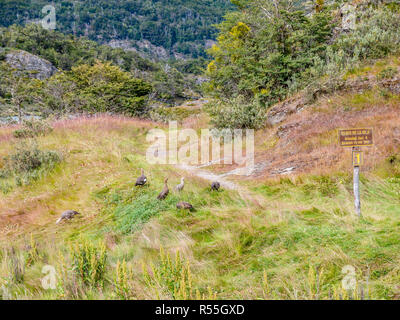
[1,50,400,299]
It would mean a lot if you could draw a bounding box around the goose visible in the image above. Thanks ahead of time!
[211,181,221,191]
[135,168,147,186]
[157,178,169,200]
[56,210,80,224]
[176,202,193,210]
[175,177,185,192]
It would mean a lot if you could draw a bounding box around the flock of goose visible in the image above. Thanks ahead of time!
[56,168,221,225]
[135,168,221,210]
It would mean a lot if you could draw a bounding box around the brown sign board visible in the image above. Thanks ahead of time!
[339,128,373,147]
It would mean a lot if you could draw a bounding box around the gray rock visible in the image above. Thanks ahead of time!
[276,122,301,138]
[267,95,306,126]
[5,50,57,80]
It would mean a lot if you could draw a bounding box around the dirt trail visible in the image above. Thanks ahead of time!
[174,162,267,208]
[176,163,240,190]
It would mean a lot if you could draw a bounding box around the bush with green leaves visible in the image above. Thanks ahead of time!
[45,61,152,116]
[377,67,398,80]
[0,142,62,186]
[205,95,267,129]
[333,6,400,62]
[149,106,200,123]
[151,66,186,103]
[205,1,400,128]
[2,144,61,175]
[13,119,53,138]
[205,1,334,105]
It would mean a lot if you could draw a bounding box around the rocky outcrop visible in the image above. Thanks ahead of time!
[380,77,400,94]
[109,39,171,60]
[108,39,136,51]
[137,40,169,60]
[5,50,57,80]
[108,39,193,61]
[276,122,301,138]
[267,95,306,126]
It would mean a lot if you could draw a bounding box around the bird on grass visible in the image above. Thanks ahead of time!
[157,178,169,200]
[135,168,147,186]
[56,210,80,225]
[211,181,221,191]
[176,202,193,210]
[175,177,185,192]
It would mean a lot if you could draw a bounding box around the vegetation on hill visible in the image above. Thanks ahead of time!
[0,24,205,120]
[205,0,400,128]
[1,0,400,301]
[0,79,400,299]
[0,24,155,72]
[0,0,234,59]
[45,61,153,116]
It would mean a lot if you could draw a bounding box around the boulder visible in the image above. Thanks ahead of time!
[5,50,57,80]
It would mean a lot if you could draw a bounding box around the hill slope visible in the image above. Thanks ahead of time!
[0,54,400,299]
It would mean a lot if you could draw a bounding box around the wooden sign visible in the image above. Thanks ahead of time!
[352,150,363,167]
[337,128,373,217]
[339,128,373,147]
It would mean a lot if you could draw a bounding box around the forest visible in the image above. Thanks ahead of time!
[0,24,206,121]
[0,0,234,58]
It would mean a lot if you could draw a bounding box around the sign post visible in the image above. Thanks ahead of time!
[352,147,361,217]
[339,129,373,217]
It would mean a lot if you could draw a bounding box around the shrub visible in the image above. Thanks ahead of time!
[334,7,400,62]
[0,142,62,188]
[206,2,334,107]
[50,61,152,116]
[13,119,53,139]
[1,143,61,176]
[0,181,12,194]
[377,67,398,80]
[149,106,200,123]
[205,95,267,129]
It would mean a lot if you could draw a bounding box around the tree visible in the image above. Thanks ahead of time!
[48,61,152,116]
[205,0,333,106]
[151,64,185,104]
[0,63,44,122]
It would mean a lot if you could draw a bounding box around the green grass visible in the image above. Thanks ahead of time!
[1,116,400,300]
